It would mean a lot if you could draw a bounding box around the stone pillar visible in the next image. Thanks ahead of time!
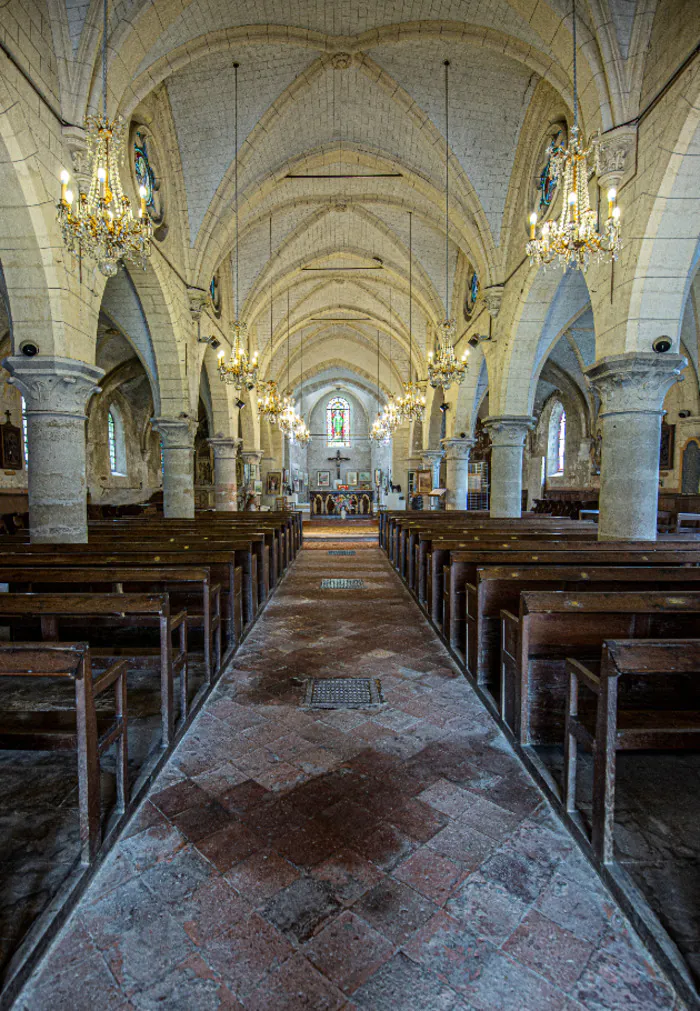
[422,450,444,510]
[483,416,535,517]
[585,353,686,540]
[441,438,473,510]
[151,418,197,518]
[208,437,241,511]
[3,355,104,543]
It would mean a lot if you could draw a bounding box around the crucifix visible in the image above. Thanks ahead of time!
[328,449,351,480]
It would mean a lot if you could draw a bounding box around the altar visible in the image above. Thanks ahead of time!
[311,490,373,516]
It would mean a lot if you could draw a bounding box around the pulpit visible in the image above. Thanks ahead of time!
[311,490,373,516]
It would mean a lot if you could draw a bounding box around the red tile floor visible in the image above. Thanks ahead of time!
[19,544,686,1010]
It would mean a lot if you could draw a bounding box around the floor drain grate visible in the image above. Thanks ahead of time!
[303,677,384,709]
[320,578,364,589]
[328,550,356,556]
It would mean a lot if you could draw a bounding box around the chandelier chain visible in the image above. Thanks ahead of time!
[444,59,450,320]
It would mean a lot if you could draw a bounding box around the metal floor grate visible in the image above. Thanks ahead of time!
[327,550,356,556]
[303,677,384,709]
[320,578,364,589]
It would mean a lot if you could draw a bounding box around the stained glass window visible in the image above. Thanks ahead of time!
[108,409,127,475]
[21,397,28,465]
[133,129,164,224]
[327,397,350,447]
[464,271,479,320]
[538,128,564,213]
[557,409,566,475]
[108,412,117,473]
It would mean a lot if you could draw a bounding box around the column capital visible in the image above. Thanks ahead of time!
[208,436,241,460]
[441,437,475,460]
[596,124,637,192]
[483,415,535,446]
[585,353,686,416]
[241,450,263,465]
[421,449,445,463]
[151,417,198,448]
[3,356,104,416]
[483,284,505,319]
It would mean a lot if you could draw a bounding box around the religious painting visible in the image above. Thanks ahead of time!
[327,396,350,447]
[266,471,281,495]
[416,470,432,495]
[374,468,382,486]
[358,471,371,484]
[254,480,263,494]
[659,421,675,471]
[0,413,22,471]
[346,471,358,486]
[317,471,331,488]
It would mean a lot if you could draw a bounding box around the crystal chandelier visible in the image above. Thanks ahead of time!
[526,0,621,270]
[277,292,305,442]
[370,330,391,444]
[57,0,152,277]
[257,216,283,421]
[428,61,469,390]
[398,212,426,423]
[218,63,259,388]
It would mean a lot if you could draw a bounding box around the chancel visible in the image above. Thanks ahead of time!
[0,0,699,1005]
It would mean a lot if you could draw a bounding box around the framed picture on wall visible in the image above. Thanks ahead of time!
[660,421,675,471]
[266,471,281,495]
[1,413,23,470]
[358,471,371,484]
[317,471,331,488]
[346,471,358,486]
[254,480,263,494]
[417,470,432,495]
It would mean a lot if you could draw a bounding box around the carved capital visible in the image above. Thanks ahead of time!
[208,436,242,461]
[3,356,104,416]
[483,415,535,447]
[421,450,445,465]
[596,124,637,191]
[584,353,686,416]
[151,417,198,449]
[188,287,211,322]
[441,437,475,460]
[61,125,91,194]
[241,450,263,465]
[483,284,505,319]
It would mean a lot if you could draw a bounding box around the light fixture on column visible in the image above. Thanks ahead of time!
[56,0,152,277]
[370,329,391,444]
[257,215,283,421]
[398,212,426,423]
[526,0,621,270]
[428,60,469,391]
[218,63,259,389]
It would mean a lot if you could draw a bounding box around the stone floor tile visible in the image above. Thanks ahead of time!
[502,908,594,990]
[311,848,385,906]
[168,875,251,945]
[140,844,215,904]
[351,951,468,1010]
[418,779,475,818]
[117,819,188,874]
[574,946,675,1010]
[128,953,243,1009]
[445,871,530,944]
[225,849,300,904]
[461,946,569,1010]
[394,847,467,905]
[195,820,263,873]
[19,951,129,1011]
[244,952,347,1011]
[353,878,439,944]
[426,819,496,869]
[304,909,395,994]
[199,910,293,997]
[261,875,340,943]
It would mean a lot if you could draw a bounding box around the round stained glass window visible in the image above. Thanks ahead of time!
[133,127,164,226]
[464,270,479,321]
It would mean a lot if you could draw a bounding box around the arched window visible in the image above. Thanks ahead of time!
[21,397,28,465]
[327,397,350,447]
[108,407,127,476]
[547,400,566,477]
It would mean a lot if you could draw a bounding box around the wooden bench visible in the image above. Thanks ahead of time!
[0,565,221,682]
[564,639,700,864]
[465,565,700,702]
[0,593,186,748]
[500,591,700,746]
[0,642,128,863]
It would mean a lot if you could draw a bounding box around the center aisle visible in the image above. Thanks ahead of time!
[22,543,681,1010]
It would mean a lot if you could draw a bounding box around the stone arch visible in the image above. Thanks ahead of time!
[626,82,700,353]
[450,346,488,437]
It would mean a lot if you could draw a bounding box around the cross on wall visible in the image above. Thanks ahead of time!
[328,449,351,479]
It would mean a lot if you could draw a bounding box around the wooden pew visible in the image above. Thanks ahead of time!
[465,565,700,700]
[0,593,186,748]
[0,565,222,681]
[0,642,127,863]
[564,639,700,864]
[500,591,700,746]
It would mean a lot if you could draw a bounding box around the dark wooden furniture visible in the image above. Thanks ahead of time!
[564,639,700,864]
[0,643,128,863]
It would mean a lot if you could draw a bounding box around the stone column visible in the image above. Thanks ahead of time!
[483,416,535,517]
[3,355,104,543]
[208,437,241,511]
[441,438,473,510]
[585,353,686,540]
[422,450,444,510]
[151,418,197,518]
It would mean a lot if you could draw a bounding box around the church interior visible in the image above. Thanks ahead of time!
[0,0,700,1005]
